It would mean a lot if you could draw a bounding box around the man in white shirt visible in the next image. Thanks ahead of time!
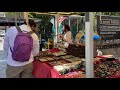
[3,19,39,78]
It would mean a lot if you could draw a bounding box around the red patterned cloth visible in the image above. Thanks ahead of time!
[50,68,62,78]
[47,48,60,53]
[32,60,84,78]
[109,75,120,78]
[51,68,84,78]
[109,70,120,78]
[32,60,52,78]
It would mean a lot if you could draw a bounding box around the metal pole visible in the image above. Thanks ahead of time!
[23,12,28,25]
[99,12,101,21]
[5,24,6,33]
[15,12,17,26]
[19,12,21,25]
[69,16,70,27]
[77,15,79,32]
[56,12,59,42]
[54,16,56,29]
[55,14,57,42]
[85,12,94,78]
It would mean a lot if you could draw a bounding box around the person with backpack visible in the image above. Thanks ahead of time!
[3,19,39,78]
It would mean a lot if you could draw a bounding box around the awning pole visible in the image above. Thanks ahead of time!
[5,24,6,33]
[69,16,70,27]
[99,12,101,21]
[19,12,21,25]
[85,12,94,78]
[56,12,59,42]
[77,15,79,32]
[23,12,29,25]
[15,12,17,26]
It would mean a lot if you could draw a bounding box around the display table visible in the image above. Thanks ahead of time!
[32,60,84,78]
[32,48,120,78]
[32,48,85,78]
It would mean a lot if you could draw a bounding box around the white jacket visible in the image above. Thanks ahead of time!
[3,24,39,66]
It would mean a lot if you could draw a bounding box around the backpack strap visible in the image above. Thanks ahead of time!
[10,46,13,52]
[16,26,34,35]
[10,26,21,52]
[16,26,22,32]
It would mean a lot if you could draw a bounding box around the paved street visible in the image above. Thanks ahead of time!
[0,37,7,78]
[0,60,6,78]
[0,37,3,50]
[0,50,7,78]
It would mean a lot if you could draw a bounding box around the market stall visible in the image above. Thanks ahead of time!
[32,47,120,78]
[29,12,87,78]
[25,12,120,78]
[32,48,86,78]
[0,12,100,78]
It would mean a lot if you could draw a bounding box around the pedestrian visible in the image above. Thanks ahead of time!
[63,24,73,47]
[3,19,39,78]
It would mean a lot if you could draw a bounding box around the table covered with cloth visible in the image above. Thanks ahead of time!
[32,60,84,78]
[32,48,84,78]
[32,48,120,78]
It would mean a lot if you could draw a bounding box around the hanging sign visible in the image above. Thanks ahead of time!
[97,15,120,39]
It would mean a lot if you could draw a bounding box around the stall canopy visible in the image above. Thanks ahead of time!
[0,17,41,26]
[31,12,85,41]
[32,12,85,16]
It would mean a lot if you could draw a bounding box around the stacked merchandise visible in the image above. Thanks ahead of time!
[34,49,68,62]
[94,55,120,78]
[66,44,85,58]
[34,48,86,78]
[53,61,82,75]
[63,71,85,78]
[94,60,120,78]
[65,57,82,62]
[35,51,53,58]
[60,55,75,60]
[46,59,71,67]
[34,50,120,78]
[52,51,67,57]
[34,51,55,62]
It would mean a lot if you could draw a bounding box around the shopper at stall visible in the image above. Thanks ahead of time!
[63,24,73,47]
[3,19,39,78]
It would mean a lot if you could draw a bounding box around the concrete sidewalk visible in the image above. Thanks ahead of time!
[0,60,6,78]
[0,50,7,78]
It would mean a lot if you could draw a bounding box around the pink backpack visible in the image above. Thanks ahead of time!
[10,26,34,62]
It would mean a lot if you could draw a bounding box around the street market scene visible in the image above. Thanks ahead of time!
[0,12,120,78]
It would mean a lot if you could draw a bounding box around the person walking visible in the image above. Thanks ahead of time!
[3,19,39,78]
